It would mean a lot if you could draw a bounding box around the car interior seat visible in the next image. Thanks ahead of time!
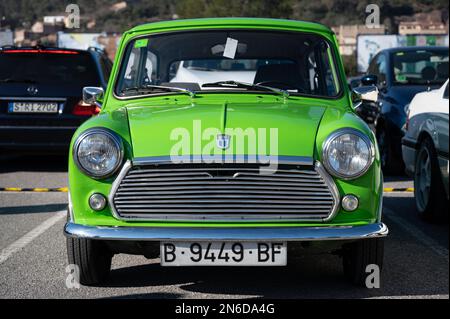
[253,63,306,91]
[436,62,449,80]
[421,66,437,81]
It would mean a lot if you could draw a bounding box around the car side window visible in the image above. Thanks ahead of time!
[119,45,157,90]
[100,56,112,81]
[444,83,449,99]
[376,54,387,85]
[368,55,379,75]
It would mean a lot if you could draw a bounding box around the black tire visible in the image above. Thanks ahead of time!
[414,137,449,222]
[67,237,112,286]
[376,126,403,175]
[342,238,384,287]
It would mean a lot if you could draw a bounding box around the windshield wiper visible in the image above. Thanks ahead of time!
[120,84,195,97]
[0,78,37,84]
[202,81,289,98]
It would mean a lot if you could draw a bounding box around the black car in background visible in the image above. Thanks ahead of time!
[0,46,112,152]
[364,46,449,174]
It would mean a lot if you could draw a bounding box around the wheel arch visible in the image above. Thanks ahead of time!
[417,131,435,150]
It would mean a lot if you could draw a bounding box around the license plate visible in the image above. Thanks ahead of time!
[160,241,287,266]
[9,102,58,113]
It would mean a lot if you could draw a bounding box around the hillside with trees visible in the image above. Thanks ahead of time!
[1,0,448,33]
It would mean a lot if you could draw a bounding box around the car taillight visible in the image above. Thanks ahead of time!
[404,104,410,131]
[72,101,100,116]
[1,49,78,54]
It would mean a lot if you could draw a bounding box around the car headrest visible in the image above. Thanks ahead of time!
[437,62,449,79]
[421,66,436,81]
[253,63,305,90]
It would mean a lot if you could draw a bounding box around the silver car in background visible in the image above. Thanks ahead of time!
[402,79,449,221]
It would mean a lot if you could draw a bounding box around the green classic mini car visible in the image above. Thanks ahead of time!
[64,18,388,286]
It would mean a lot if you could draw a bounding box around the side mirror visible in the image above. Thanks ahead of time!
[352,86,379,124]
[361,74,378,86]
[83,87,104,107]
[352,86,379,105]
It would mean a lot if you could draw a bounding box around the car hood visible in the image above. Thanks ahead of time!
[387,85,441,106]
[124,98,327,159]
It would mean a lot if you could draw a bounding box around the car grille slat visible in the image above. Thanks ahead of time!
[114,193,333,200]
[111,162,339,221]
[122,176,325,183]
[115,185,331,194]
[127,167,319,175]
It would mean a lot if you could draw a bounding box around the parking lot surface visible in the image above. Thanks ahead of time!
[0,155,448,299]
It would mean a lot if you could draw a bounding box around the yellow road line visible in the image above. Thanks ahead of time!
[0,187,68,192]
[3,187,22,192]
[384,187,414,192]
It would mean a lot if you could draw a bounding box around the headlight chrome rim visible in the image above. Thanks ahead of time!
[322,128,375,180]
[73,128,124,179]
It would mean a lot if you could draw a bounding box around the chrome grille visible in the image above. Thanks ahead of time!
[110,161,339,221]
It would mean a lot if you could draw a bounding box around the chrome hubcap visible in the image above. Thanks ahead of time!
[415,147,431,211]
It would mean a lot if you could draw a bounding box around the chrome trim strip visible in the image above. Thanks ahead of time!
[315,161,340,222]
[67,192,74,223]
[109,160,340,222]
[109,160,133,221]
[64,222,388,241]
[377,173,384,223]
[132,155,314,166]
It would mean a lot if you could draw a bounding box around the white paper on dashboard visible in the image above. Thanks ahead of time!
[223,37,238,59]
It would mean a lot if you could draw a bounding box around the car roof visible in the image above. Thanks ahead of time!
[128,18,333,35]
[0,45,105,56]
[380,46,449,53]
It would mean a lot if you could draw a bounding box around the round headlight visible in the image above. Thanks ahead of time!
[73,129,123,178]
[322,129,374,180]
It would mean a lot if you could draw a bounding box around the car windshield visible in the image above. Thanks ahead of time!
[0,51,100,87]
[115,30,342,98]
[391,49,449,85]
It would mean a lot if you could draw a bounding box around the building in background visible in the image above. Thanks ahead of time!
[333,25,386,56]
[0,29,13,46]
[57,32,121,60]
[398,10,449,35]
[43,16,65,33]
[399,21,447,35]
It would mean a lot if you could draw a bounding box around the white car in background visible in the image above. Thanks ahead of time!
[402,79,449,221]
[170,60,256,86]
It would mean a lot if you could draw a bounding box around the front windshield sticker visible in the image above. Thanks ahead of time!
[395,74,407,82]
[223,37,238,59]
[134,38,148,48]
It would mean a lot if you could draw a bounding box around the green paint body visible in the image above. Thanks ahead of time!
[68,18,382,228]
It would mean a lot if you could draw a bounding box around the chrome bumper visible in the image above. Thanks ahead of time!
[64,222,388,241]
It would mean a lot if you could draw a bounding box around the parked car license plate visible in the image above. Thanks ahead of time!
[9,102,58,113]
[160,241,287,266]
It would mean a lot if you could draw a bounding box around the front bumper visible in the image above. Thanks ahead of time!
[64,222,388,242]
[401,142,416,176]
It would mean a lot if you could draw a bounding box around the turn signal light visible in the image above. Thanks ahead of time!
[72,101,100,116]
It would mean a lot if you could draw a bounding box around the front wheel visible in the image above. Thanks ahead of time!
[376,126,403,174]
[414,138,448,222]
[67,237,112,286]
[342,238,384,287]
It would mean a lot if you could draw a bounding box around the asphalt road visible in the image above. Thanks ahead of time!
[0,155,448,299]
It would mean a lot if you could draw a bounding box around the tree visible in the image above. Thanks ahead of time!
[176,0,293,19]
